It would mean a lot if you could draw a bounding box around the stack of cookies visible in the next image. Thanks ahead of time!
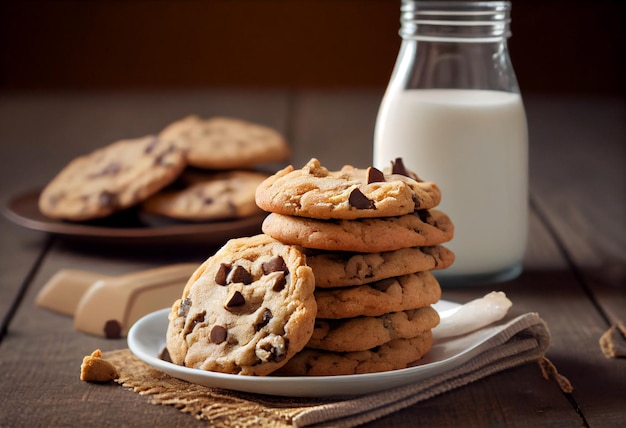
[38,116,290,223]
[255,158,455,376]
[164,157,454,377]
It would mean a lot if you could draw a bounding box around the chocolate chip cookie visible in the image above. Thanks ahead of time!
[255,158,441,220]
[308,306,439,352]
[314,271,441,319]
[307,245,455,288]
[159,115,290,169]
[142,169,268,221]
[39,135,186,221]
[166,234,316,376]
[262,209,454,253]
[275,334,433,376]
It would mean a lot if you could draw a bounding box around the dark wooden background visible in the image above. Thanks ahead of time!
[0,0,623,94]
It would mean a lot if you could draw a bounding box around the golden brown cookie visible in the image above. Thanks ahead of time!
[159,116,290,169]
[262,209,454,253]
[314,271,441,319]
[255,158,441,220]
[307,245,455,287]
[142,169,268,221]
[166,234,316,376]
[308,307,439,352]
[275,334,433,376]
[39,135,186,221]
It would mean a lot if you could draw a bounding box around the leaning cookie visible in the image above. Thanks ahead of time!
[275,334,433,376]
[308,307,440,352]
[166,234,316,376]
[39,135,186,221]
[255,158,441,220]
[159,116,290,170]
[142,169,268,221]
[307,245,455,288]
[314,271,441,319]
[262,209,454,253]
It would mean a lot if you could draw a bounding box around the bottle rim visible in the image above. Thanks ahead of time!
[400,1,512,42]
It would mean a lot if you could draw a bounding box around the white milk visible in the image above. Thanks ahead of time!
[374,89,528,283]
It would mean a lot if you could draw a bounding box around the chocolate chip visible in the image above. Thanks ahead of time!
[104,319,121,339]
[153,153,167,167]
[99,190,118,209]
[257,336,288,363]
[412,194,420,209]
[183,311,205,337]
[226,290,245,308]
[271,349,287,362]
[348,188,376,210]
[191,312,205,328]
[367,166,385,184]
[158,347,172,362]
[262,256,288,275]
[417,210,432,224]
[271,274,287,292]
[144,136,159,154]
[228,265,253,285]
[178,297,192,317]
[154,145,177,167]
[391,158,409,177]
[202,197,215,205]
[255,308,273,331]
[215,263,231,285]
[88,162,121,178]
[47,194,59,208]
[271,339,288,362]
[375,278,395,292]
[210,325,227,344]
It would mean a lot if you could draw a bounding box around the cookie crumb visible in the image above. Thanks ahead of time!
[599,321,626,358]
[80,349,119,382]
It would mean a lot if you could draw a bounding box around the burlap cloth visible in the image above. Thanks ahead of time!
[104,312,559,427]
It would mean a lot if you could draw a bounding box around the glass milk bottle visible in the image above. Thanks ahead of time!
[374,1,528,285]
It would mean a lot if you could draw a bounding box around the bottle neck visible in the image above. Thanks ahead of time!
[390,1,519,93]
[400,1,511,43]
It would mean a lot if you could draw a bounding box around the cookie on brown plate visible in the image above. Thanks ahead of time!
[159,116,290,170]
[142,169,268,221]
[39,135,186,221]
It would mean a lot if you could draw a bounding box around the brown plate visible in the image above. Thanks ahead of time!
[3,189,266,244]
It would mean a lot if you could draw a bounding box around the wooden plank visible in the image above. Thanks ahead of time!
[0,88,290,327]
[526,95,626,322]
[1,90,623,427]
[524,95,626,427]
[289,89,384,169]
[0,90,292,426]
[289,91,582,426]
[289,91,626,427]
[0,96,54,334]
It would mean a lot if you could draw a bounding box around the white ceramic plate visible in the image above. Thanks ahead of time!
[128,301,514,397]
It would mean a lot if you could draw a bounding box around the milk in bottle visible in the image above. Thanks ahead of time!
[374,1,528,285]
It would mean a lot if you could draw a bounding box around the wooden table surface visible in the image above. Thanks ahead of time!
[0,89,624,427]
